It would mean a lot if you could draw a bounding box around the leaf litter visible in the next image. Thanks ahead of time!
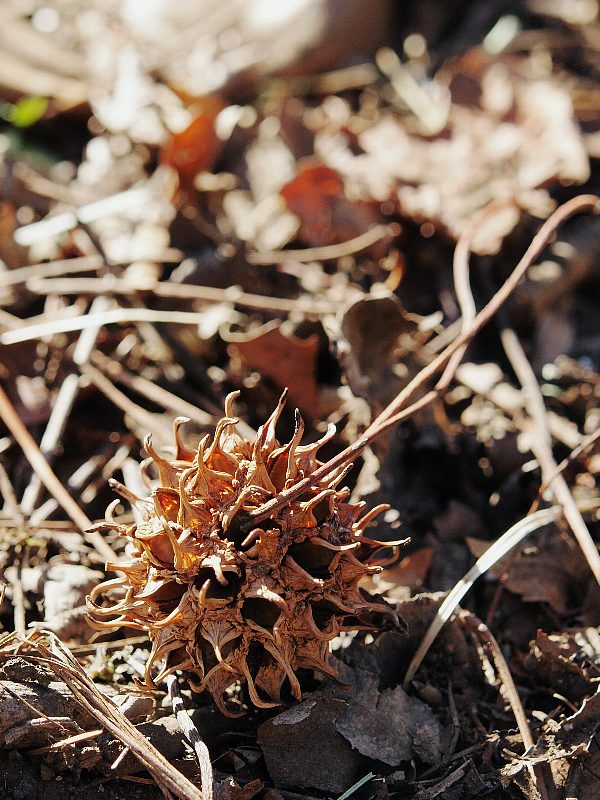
[1,2,600,800]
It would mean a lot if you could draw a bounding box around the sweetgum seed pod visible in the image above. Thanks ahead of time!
[87,392,399,714]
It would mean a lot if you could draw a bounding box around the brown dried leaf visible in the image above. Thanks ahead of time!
[337,292,419,409]
[161,95,226,190]
[380,547,434,590]
[467,530,590,615]
[334,661,443,766]
[227,321,319,418]
[280,161,382,249]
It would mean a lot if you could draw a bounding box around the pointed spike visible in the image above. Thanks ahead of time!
[201,553,231,586]
[104,498,122,524]
[327,464,354,489]
[221,486,251,532]
[144,434,179,488]
[224,390,241,418]
[190,436,211,496]
[108,478,143,506]
[285,410,305,483]
[353,503,391,532]
[139,457,155,490]
[198,578,211,607]
[178,466,211,529]
[311,537,360,552]
[265,389,288,444]
[295,422,336,456]
[173,417,195,461]
[301,489,336,513]
[205,416,240,468]
[246,583,290,615]
[247,436,277,494]
[263,640,302,699]
[240,528,262,548]
[241,661,278,709]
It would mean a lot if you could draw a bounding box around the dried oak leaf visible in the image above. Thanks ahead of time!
[334,660,443,766]
[523,628,600,701]
[467,529,589,615]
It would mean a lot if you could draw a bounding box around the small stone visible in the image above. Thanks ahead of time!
[112,693,155,722]
[258,695,361,793]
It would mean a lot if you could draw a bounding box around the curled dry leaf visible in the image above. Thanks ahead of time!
[336,292,420,409]
[87,392,399,714]
[226,321,320,419]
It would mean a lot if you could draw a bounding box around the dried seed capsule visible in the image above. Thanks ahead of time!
[87,392,399,714]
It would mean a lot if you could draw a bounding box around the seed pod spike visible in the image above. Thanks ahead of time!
[173,417,195,461]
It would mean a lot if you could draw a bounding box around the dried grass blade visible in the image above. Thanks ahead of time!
[402,506,559,686]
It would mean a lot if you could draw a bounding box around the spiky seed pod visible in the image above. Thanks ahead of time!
[87,392,399,714]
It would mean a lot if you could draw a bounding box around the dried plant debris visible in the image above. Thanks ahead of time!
[3,3,600,800]
[87,392,399,713]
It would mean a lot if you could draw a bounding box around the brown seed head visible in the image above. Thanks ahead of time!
[87,392,399,713]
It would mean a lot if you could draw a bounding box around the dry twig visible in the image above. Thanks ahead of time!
[166,675,213,800]
[459,612,548,800]
[3,630,203,800]
[446,195,600,585]
[0,384,116,562]
[247,223,396,264]
[247,194,600,526]
[499,327,600,584]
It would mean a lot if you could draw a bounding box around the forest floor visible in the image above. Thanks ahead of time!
[1,2,600,799]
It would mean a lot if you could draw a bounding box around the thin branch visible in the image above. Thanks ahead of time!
[461,612,534,748]
[89,351,214,427]
[21,276,337,317]
[0,255,103,287]
[247,194,600,526]
[21,296,112,515]
[0,384,116,562]
[439,196,517,387]
[247,223,396,264]
[445,193,600,586]
[0,459,24,526]
[80,362,171,433]
[460,612,549,800]
[6,630,202,800]
[500,327,600,585]
[1,293,334,347]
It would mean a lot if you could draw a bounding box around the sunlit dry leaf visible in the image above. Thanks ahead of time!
[227,321,320,418]
[161,95,226,189]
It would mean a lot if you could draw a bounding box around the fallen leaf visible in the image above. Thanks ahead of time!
[161,95,226,190]
[379,547,434,589]
[336,291,419,410]
[467,530,589,615]
[334,661,443,766]
[227,321,319,418]
[280,160,383,249]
